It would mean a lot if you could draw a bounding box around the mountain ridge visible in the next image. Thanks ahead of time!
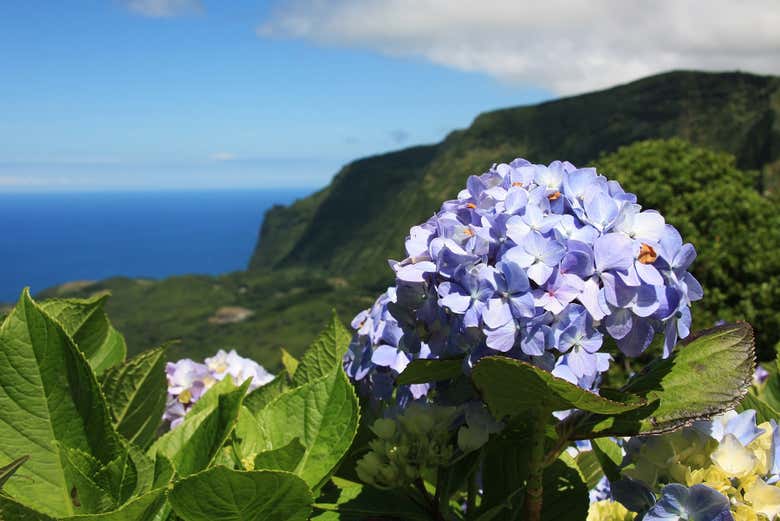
[249,70,780,289]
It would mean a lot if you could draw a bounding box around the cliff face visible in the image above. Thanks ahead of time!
[249,70,780,288]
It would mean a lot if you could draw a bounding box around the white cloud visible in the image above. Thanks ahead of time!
[258,0,780,94]
[123,0,202,18]
[209,152,237,161]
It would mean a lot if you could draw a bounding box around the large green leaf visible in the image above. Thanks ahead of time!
[541,457,589,521]
[0,289,121,517]
[244,372,289,414]
[101,346,168,448]
[247,369,359,489]
[151,453,174,489]
[591,438,623,483]
[396,358,463,385]
[291,313,351,387]
[169,467,313,521]
[574,451,603,491]
[149,378,249,477]
[64,489,168,521]
[126,442,155,498]
[472,356,646,418]
[738,391,780,424]
[41,293,126,375]
[0,496,56,521]
[761,361,780,412]
[479,434,530,521]
[102,443,154,507]
[57,438,154,514]
[311,477,430,521]
[571,323,755,437]
[0,455,29,490]
[59,446,117,513]
[254,438,306,473]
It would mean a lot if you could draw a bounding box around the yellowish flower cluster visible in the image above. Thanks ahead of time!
[587,500,633,521]
[587,414,780,521]
[695,422,780,521]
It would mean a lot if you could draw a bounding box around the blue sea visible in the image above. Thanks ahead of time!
[0,189,312,302]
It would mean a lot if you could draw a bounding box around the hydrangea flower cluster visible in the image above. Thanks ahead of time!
[164,349,274,428]
[588,410,780,521]
[355,403,458,489]
[346,158,702,403]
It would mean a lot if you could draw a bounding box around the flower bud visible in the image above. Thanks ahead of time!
[372,418,396,440]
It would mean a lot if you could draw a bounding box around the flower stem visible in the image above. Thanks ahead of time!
[414,478,445,521]
[466,464,478,514]
[524,408,549,521]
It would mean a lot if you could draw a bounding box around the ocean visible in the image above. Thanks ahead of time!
[0,189,312,302]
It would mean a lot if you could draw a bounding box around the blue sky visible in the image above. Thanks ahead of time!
[2,1,776,192]
[0,1,550,191]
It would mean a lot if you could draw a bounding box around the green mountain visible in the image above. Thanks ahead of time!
[250,70,780,287]
[36,70,780,365]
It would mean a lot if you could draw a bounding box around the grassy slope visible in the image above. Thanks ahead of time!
[36,70,780,367]
[36,270,375,368]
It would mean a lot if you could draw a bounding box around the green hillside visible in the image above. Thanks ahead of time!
[250,70,780,287]
[36,70,780,365]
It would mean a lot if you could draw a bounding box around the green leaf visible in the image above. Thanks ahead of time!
[151,454,174,489]
[103,442,155,503]
[541,457,589,521]
[41,293,126,375]
[0,495,56,521]
[311,477,430,521]
[101,345,167,449]
[254,438,306,472]
[58,441,153,514]
[469,487,525,521]
[591,438,623,483]
[0,289,122,517]
[64,489,168,521]
[574,451,603,491]
[244,372,289,414]
[149,378,249,477]
[0,455,29,490]
[478,424,533,520]
[59,446,117,513]
[472,356,646,418]
[232,405,262,466]
[248,369,359,489]
[169,467,313,521]
[280,348,299,376]
[291,312,351,387]
[738,390,780,424]
[572,323,755,437]
[437,450,481,507]
[396,358,463,385]
[762,361,780,412]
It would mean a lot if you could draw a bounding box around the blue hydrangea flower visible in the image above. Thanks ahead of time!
[695,410,765,446]
[643,484,733,521]
[346,157,702,410]
[343,287,431,405]
[437,264,495,328]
